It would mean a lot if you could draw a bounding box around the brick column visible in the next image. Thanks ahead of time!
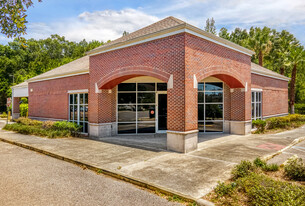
[12,97,20,119]
[167,72,198,153]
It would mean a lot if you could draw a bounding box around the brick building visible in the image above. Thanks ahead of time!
[11,17,290,153]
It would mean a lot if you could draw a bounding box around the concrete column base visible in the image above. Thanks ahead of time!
[12,113,20,120]
[89,122,116,138]
[229,121,252,135]
[167,130,198,153]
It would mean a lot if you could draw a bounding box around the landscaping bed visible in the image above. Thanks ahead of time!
[206,157,305,206]
[252,114,305,134]
[3,117,81,138]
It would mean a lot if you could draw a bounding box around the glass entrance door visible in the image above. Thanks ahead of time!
[158,93,167,131]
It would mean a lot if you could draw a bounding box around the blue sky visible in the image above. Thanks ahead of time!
[1,0,305,45]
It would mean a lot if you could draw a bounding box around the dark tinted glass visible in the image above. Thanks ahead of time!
[118,83,136,91]
[118,93,136,104]
[138,105,155,121]
[198,92,204,103]
[84,123,88,133]
[138,93,155,103]
[70,106,73,120]
[74,94,78,104]
[80,94,84,105]
[198,83,204,91]
[198,122,204,132]
[85,106,88,121]
[118,105,136,122]
[205,104,223,120]
[118,123,136,134]
[252,103,255,118]
[252,92,255,102]
[198,104,204,120]
[205,121,223,132]
[157,83,167,91]
[138,83,155,91]
[74,106,78,120]
[205,82,223,91]
[205,92,223,103]
[70,94,73,104]
[80,106,84,121]
[85,93,88,104]
[137,123,155,133]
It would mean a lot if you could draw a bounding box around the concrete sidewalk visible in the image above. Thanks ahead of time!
[0,121,304,200]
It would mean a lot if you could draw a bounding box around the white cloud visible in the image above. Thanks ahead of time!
[26,8,159,42]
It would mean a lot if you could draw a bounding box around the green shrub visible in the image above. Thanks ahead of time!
[0,112,7,118]
[236,173,305,206]
[15,117,43,127]
[42,121,55,129]
[214,182,237,197]
[52,121,81,132]
[284,158,305,181]
[253,157,279,171]
[295,103,305,114]
[19,103,28,117]
[265,114,305,130]
[252,119,266,133]
[232,160,255,180]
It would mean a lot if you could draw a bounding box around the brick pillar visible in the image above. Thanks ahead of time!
[167,72,198,153]
[230,88,252,134]
[12,97,20,119]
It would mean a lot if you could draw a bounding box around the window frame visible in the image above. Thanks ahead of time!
[68,93,88,133]
[251,90,263,121]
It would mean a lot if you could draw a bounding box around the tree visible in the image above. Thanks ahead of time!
[288,45,305,113]
[248,27,272,66]
[0,0,41,38]
[204,18,216,35]
[122,31,129,36]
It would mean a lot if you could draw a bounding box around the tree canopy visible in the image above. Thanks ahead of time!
[0,35,104,112]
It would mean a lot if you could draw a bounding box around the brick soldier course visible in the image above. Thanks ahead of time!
[11,17,290,153]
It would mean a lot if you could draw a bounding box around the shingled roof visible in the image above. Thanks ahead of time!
[86,16,255,56]
[27,55,89,82]
[251,63,290,81]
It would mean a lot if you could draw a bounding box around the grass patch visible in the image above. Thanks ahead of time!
[206,158,305,206]
[3,117,81,138]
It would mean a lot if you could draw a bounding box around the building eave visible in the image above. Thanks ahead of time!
[27,70,89,83]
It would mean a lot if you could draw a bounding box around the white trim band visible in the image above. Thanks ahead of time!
[28,71,89,83]
[251,88,263,92]
[263,113,289,119]
[67,89,88,94]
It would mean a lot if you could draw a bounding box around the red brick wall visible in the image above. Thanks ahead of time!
[251,73,288,117]
[28,74,89,120]
[185,33,252,122]
[89,34,186,131]
[89,33,253,131]
[13,97,20,113]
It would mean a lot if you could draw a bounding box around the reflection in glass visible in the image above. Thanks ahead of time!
[198,104,204,120]
[205,92,223,103]
[70,106,73,120]
[138,105,155,121]
[138,93,155,103]
[118,105,136,122]
[205,104,223,120]
[138,83,155,91]
[205,121,223,132]
[118,83,136,91]
[74,94,78,104]
[80,106,84,121]
[118,123,136,134]
[198,122,204,132]
[198,83,204,91]
[205,82,223,91]
[137,123,155,133]
[80,94,84,105]
[70,94,73,105]
[85,93,88,104]
[118,93,136,104]
[157,83,167,91]
[198,92,204,103]
[85,106,88,121]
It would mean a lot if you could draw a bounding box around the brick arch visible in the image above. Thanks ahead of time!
[196,65,245,88]
[97,66,171,89]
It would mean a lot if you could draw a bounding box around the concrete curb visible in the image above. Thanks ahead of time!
[0,136,214,205]
[262,136,305,161]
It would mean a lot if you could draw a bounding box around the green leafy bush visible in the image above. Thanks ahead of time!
[0,112,7,118]
[252,119,266,133]
[253,157,279,171]
[52,121,81,133]
[295,103,305,114]
[236,173,305,206]
[265,114,305,130]
[214,182,237,197]
[284,158,305,181]
[42,121,55,129]
[19,103,28,117]
[15,117,43,127]
[232,160,255,180]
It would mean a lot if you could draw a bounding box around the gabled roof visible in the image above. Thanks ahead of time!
[27,56,89,82]
[251,63,290,81]
[86,16,255,56]
[11,81,28,88]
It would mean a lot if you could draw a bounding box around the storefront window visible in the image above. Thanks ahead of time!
[198,82,224,132]
[117,82,166,134]
[251,91,262,121]
[69,93,88,133]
